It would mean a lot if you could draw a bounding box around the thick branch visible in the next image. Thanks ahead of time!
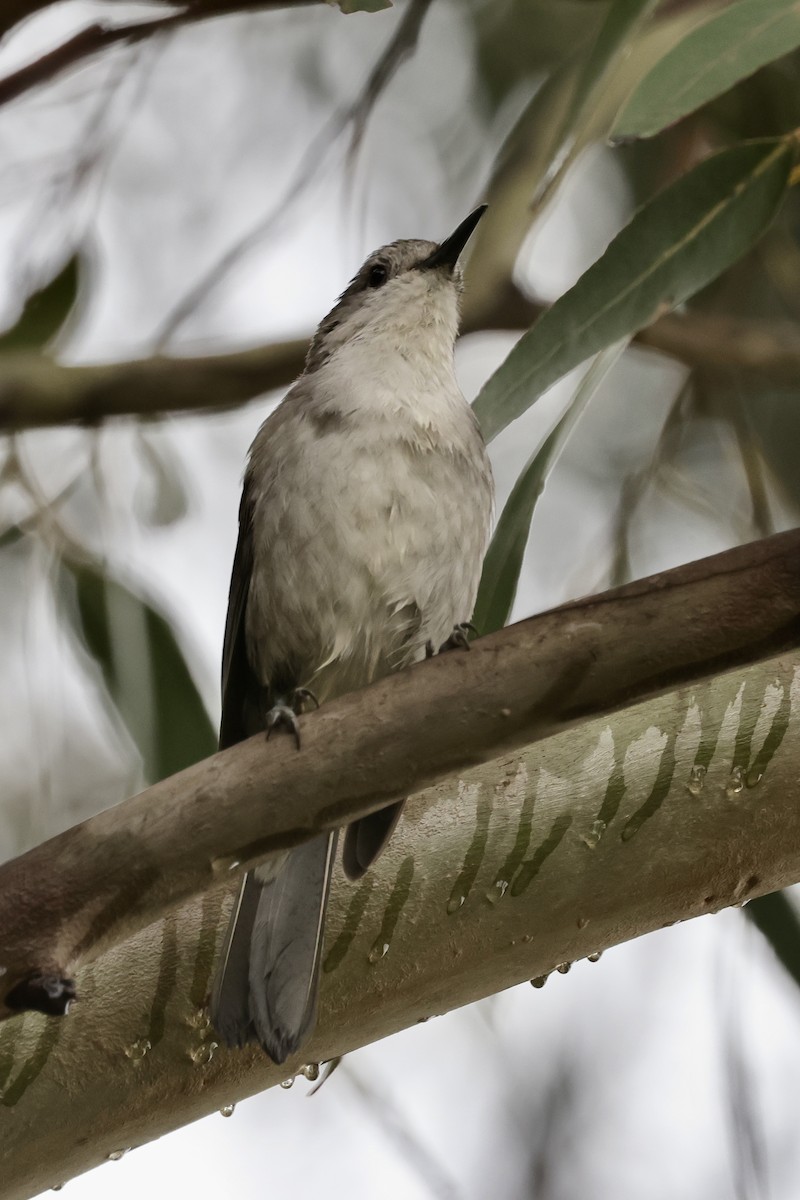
[0,340,309,428]
[0,530,799,1013]
[1,643,799,1197]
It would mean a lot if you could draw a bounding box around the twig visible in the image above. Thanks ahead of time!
[154,0,432,349]
[0,4,322,109]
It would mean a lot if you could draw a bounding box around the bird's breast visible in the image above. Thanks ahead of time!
[246,372,493,699]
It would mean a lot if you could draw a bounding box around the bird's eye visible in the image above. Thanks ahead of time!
[367,264,388,288]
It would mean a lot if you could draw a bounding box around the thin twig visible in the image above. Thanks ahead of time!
[154,0,433,349]
[0,3,321,110]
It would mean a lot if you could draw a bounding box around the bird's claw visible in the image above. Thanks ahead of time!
[266,704,301,750]
[439,621,478,653]
[265,688,319,750]
[293,686,320,712]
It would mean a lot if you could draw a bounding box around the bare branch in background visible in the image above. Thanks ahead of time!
[0,4,323,107]
[345,0,432,167]
[0,16,183,110]
[343,1062,461,1200]
[0,339,310,429]
[154,0,433,349]
[716,931,769,1200]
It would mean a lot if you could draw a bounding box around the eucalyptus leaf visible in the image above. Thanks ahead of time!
[613,0,800,140]
[328,0,392,11]
[65,561,216,783]
[746,890,800,993]
[0,257,79,354]
[474,138,794,444]
[473,340,628,636]
[534,0,661,206]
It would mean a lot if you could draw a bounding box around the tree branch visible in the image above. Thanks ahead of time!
[0,3,324,102]
[4,291,799,431]
[0,340,310,429]
[1,634,799,1197]
[0,529,799,1016]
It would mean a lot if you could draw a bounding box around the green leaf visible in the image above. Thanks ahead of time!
[473,340,627,636]
[0,524,23,549]
[328,0,392,11]
[0,257,79,353]
[746,890,800,993]
[613,0,800,141]
[473,138,794,444]
[534,0,661,205]
[65,561,216,783]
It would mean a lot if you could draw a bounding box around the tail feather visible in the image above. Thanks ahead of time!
[209,872,261,1048]
[211,833,337,1065]
[342,802,404,880]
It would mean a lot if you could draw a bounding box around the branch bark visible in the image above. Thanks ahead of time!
[0,340,310,429]
[0,530,799,1015]
[1,639,799,1198]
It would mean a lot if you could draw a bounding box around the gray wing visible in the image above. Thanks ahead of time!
[211,471,337,1064]
[219,481,263,749]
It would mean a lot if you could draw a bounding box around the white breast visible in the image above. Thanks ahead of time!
[245,298,494,702]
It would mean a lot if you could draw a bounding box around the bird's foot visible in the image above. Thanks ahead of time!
[439,621,478,653]
[265,688,319,751]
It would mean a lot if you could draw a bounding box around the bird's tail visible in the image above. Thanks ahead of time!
[210,831,337,1064]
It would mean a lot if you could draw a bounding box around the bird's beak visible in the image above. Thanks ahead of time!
[420,205,488,273]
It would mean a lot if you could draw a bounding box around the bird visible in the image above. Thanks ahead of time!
[209,206,495,1064]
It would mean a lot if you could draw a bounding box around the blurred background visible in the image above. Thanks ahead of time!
[2,0,800,1196]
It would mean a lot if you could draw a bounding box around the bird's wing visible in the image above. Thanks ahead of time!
[219,480,262,750]
[212,471,338,1063]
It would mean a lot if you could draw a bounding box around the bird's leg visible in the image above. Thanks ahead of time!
[265,687,320,751]
[438,621,478,653]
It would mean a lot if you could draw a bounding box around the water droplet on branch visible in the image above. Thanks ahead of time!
[367,941,390,964]
[686,765,706,796]
[124,1038,151,1061]
[726,767,745,797]
[189,1042,218,1066]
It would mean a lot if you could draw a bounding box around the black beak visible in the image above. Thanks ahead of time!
[420,205,487,272]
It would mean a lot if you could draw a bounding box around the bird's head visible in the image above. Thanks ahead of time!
[305,206,486,372]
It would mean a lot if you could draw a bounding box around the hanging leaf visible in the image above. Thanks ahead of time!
[0,257,79,354]
[473,138,794,444]
[65,560,216,783]
[533,0,661,207]
[328,0,392,12]
[746,890,800,993]
[613,0,800,141]
[473,340,628,636]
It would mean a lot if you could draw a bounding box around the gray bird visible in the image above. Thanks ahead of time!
[210,206,494,1064]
